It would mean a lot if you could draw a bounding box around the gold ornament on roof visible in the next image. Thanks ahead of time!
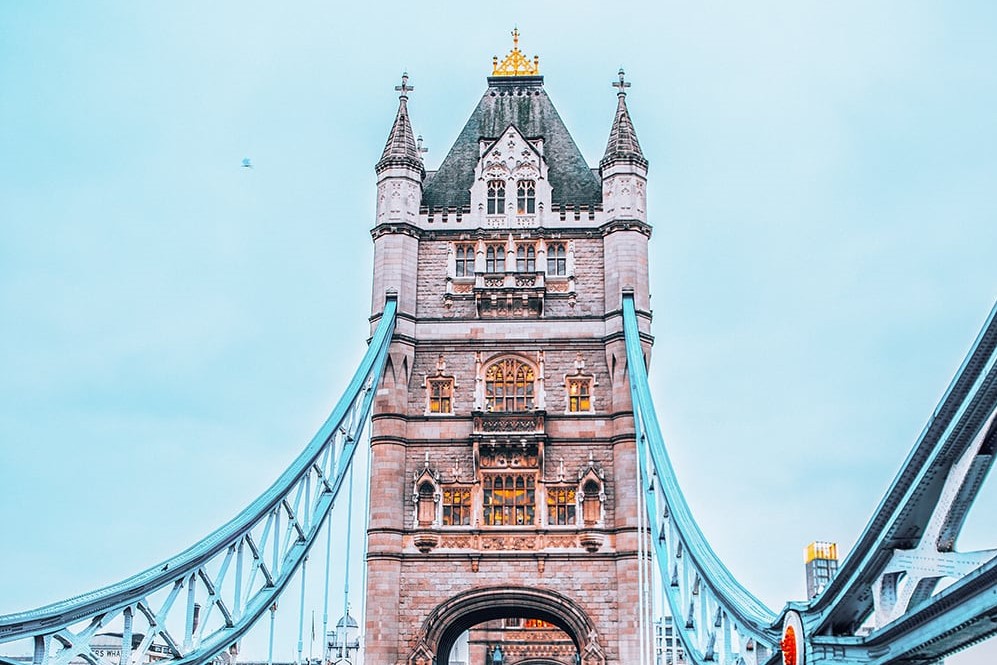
[492,28,540,77]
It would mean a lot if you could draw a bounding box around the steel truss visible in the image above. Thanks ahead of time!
[0,298,397,665]
[623,293,997,665]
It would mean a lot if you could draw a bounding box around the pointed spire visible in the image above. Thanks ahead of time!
[376,72,425,175]
[601,68,647,169]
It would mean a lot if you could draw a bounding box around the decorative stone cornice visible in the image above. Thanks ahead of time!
[599,219,652,238]
[370,221,422,240]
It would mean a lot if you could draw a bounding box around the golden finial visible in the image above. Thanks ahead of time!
[492,28,540,77]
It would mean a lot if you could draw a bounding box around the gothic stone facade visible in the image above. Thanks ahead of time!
[365,68,652,665]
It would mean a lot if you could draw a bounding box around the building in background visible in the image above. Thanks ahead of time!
[805,541,840,599]
[655,616,686,665]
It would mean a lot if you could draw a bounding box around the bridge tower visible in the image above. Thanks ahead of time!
[366,35,652,665]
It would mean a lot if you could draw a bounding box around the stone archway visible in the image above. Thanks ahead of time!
[410,585,605,665]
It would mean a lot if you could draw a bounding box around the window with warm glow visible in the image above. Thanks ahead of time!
[442,487,472,526]
[516,245,536,272]
[487,180,506,215]
[567,378,591,412]
[483,474,536,526]
[485,358,535,412]
[428,378,453,414]
[455,245,475,277]
[546,487,576,525]
[547,243,566,276]
[517,180,536,214]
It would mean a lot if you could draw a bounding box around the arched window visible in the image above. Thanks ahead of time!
[484,358,536,412]
[547,243,566,276]
[485,245,506,273]
[455,244,475,277]
[417,481,436,526]
[516,245,536,272]
[517,180,536,214]
[582,479,601,525]
[487,180,506,215]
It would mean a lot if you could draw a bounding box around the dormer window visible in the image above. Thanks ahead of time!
[516,245,536,272]
[487,180,506,215]
[455,244,475,277]
[516,180,536,214]
[547,242,566,276]
[485,245,506,273]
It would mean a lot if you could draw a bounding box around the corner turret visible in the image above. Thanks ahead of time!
[600,69,650,313]
[375,73,425,226]
[600,69,648,224]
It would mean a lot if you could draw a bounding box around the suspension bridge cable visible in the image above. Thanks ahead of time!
[342,460,356,658]
[637,434,647,665]
[360,414,374,663]
[297,557,307,665]
[321,508,333,662]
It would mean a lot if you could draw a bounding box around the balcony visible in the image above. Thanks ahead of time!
[473,411,545,435]
[474,271,545,318]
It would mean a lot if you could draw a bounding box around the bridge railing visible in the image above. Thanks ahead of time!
[0,298,398,665]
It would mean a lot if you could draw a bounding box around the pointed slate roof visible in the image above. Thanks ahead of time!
[376,73,425,175]
[600,69,647,170]
[422,76,601,209]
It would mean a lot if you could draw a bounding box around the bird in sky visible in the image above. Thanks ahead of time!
[241,157,253,169]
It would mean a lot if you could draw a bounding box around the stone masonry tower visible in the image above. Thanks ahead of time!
[365,33,652,665]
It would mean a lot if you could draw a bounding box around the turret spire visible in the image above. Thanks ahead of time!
[600,68,647,169]
[376,72,424,175]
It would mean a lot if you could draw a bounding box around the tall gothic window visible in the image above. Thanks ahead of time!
[487,180,506,215]
[567,378,592,412]
[485,245,506,273]
[516,245,536,272]
[517,180,536,214]
[482,474,536,526]
[485,358,535,412]
[547,242,566,276]
[442,487,472,526]
[546,486,577,525]
[455,244,475,277]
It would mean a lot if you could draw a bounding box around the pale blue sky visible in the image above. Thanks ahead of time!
[1,1,996,662]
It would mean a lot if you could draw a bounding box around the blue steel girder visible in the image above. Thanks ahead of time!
[810,556,997,664]
[806,300,997,638]
[0,298,398,665]
[623,292,997,665]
